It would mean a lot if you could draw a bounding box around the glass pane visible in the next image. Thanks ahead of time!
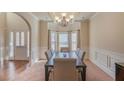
[16,32,20,46]
[59,32,68,48]
[21,32,25,46]
[51,32,56,50]
[71,32,77,50]
[10,32,14,57]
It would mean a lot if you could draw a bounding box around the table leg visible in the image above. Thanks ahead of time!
[45,65,49,81]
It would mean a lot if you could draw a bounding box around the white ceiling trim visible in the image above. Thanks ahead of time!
[28,12,39,20]
[89,12,99,20]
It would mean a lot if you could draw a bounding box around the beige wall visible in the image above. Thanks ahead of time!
[89,13,124,78]
[7,13,29,30]
[0,13,6,59]
[39,20,48,59]
[80,20,89,58]
[90,13,124,53]
[39,20,48,47]
[0,13,6,28]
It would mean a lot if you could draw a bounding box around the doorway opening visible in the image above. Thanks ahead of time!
[6,13,31,61]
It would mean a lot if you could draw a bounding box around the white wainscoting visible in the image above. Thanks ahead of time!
[89,47,124,80]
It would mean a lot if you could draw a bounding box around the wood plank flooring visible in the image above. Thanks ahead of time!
[0,60,29,80]
[0,60,113,81]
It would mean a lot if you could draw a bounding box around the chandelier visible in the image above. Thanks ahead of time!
[55,13,74,27]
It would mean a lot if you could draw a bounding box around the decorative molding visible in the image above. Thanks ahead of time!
[28,12,39,21]
[89,47,124,79]
[89,13,100,20]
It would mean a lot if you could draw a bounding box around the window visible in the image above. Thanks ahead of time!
[71,32,77,50]
[59,32,68,48]
[51,31,57,50]
[16,32,25,47]
[21,32,25,46]
[9,32,14,57]
[50,31,78,51]
[16,32,20,46]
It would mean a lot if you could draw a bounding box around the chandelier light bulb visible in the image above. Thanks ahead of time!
[54,13,75,27]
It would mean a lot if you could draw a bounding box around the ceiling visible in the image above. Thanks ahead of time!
[31,12,95,22]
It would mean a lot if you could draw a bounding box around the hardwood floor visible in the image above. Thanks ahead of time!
[0,60,29,80]
[0,60,113,81]
[14,60,46,81]
[85,60,113,81]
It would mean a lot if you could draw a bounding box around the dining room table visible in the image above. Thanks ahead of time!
[44,51,87,81]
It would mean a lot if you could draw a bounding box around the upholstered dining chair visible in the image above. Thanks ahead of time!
[79,51,86,62]
[53,58,78,81]
[45,50,53,80]
[76,48,80,55]
[45,50,52,61]
[77,50,86,80]
[50,49,55,56]
[60,47,70,52]
[78,50,86,62]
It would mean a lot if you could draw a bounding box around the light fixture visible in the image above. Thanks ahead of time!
[55,13,74,27]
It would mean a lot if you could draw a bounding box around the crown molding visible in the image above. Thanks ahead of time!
[89,12,100,20]
[28,13,39,20]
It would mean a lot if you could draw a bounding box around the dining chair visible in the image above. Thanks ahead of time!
[53,58,78,81]
[81,51,86,62]
[76,48,80,55]
[78,49,86,62]
[77,50,86,80]
[45,50,52,61]
[50,49,55,56]
[60,47,70,52]
[45,50,53,80]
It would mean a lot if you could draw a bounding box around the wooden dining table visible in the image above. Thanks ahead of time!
[44,51,87,81]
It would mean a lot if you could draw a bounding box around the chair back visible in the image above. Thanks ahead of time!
[81,51,86,62]
[60,47,70,52]
[50,49,55,55]
[78,49,84,59]
[45,50,52,61]
[76,48,80,55]
[53,58,77,81]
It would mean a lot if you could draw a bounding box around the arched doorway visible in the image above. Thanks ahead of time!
[6,13,31,62]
